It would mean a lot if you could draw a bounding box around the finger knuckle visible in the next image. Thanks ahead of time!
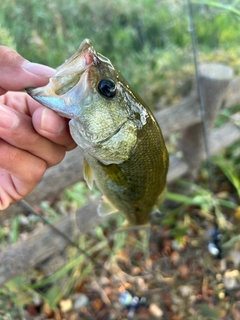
[46,149,65,167]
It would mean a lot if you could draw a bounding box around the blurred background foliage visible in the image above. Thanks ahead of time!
[1,0,240,108]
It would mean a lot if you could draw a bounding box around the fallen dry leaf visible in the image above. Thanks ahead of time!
[59,299,72,313]
[149,303,163,318]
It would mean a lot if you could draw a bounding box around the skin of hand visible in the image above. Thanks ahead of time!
[0,46,77,210]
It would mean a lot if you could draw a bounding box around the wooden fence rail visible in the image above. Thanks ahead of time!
[0,63,240,285]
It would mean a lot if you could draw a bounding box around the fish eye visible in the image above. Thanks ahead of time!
[98,78,116,98]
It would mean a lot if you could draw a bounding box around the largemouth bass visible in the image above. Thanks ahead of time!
[27,39,169,228]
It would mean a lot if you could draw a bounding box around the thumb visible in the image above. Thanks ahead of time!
[0,46,55,94]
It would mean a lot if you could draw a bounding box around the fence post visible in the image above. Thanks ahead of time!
[180,63,233,180]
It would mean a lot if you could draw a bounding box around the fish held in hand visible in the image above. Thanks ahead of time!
[27,39,169,229]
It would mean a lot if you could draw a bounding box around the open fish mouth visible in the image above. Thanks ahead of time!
[26,39,96,119]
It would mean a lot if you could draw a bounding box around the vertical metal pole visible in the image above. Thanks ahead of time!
[187,0,213,190]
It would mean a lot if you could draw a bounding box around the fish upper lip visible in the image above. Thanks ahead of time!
[54,39,95,78]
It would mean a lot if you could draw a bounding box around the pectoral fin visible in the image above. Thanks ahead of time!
[115,220,150,233]
[83,158,94,190]
[97,196,119,216]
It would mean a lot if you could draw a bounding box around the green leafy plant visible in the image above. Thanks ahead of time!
[167,179,237,229]
[213,157,240,199]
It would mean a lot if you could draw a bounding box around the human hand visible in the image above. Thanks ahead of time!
[0,46,76,210]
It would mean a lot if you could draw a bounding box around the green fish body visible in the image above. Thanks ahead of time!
[27,39,169,228]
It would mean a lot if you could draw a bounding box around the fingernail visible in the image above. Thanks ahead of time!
[41,108,66,133]
[0,105,19,129]
[23,61,55,77]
